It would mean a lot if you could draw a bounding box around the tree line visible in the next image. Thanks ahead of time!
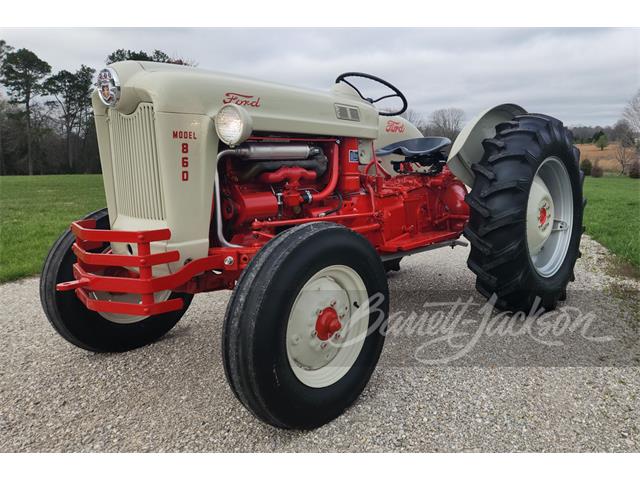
[0,41,192,176]
[1,38,638,176]
[401,107,466,141]
[571,92,640,175]
[404,92,640,176]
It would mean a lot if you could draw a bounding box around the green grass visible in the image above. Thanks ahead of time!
[583,176,640,269]
[0,175,105,282]
[0,174,638,283]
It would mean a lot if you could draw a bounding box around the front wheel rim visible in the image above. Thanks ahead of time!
[90,247,171,324]
[286,265,369,388]
[526,156,574,278]
[92,290,172,324]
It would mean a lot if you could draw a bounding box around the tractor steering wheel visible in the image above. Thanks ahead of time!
[335,72,408,117]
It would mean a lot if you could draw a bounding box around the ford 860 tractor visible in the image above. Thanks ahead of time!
[40,62,584,429]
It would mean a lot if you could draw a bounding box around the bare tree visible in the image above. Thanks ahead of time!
[400,109,425,127]
[614,142,635,175]
[45,65,95,171]
[400,109,429,134]
[429,108,465,140]
[623,89,640,137]
[613,119,635,147]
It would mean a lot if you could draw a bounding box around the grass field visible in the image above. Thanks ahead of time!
[0,174,638,283]
[0,175,105,282]
[582,175,640,269]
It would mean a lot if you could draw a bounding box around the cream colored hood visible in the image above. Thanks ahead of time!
[92,61,381,139]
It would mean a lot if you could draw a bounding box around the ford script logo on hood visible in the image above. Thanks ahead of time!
[223,92,261,108]
[385,120,406,133]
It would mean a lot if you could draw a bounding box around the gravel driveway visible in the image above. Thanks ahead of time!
[1,235,638,452]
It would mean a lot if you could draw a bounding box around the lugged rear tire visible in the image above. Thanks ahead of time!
[464,114,585,311]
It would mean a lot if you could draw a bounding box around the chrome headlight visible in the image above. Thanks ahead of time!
[96,68,121,107]
[214,104,253,146]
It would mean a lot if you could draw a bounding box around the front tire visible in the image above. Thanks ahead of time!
[464,114,584,311]
[40,208,193,352]
[222,222,389,429]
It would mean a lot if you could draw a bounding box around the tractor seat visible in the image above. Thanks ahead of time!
[376,137,452,160]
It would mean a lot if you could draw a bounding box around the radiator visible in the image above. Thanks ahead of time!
[108,103,166,221]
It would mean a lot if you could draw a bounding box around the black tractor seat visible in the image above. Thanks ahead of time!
[376,137,451,175]
[376,137,452,161]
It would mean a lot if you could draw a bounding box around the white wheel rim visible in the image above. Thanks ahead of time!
[90,247,171,324]
[526,156,573,277]
[286,265,369,388]
[93,290,171,324]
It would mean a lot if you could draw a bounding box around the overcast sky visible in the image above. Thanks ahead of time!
[1,28,638,126]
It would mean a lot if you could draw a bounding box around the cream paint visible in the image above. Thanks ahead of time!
[447,103,527,186]
[92,60,493,268]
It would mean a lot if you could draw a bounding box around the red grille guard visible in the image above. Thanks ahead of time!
[56,219,256,316]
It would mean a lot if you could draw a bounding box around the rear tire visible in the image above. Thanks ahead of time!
[222,222,389,429]
[464,114,585,311]
[40,208,193,352]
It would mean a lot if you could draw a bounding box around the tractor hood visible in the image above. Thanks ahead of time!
[92,61,381,139]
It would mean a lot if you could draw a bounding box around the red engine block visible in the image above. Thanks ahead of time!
[58,136,469,316]
[220,139,469,254]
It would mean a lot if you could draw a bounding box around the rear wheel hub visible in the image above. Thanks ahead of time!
[526,156,574,278]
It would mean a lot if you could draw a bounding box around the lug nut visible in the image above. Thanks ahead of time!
[224,256,234,266]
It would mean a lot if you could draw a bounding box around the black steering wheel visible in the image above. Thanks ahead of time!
[335,72,408,116]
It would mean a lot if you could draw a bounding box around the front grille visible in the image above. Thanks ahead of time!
[108,103,166,220]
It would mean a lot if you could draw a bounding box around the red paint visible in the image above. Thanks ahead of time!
[181,143,189,181]
[259,167,317,184]
[59,136,470,317]
[229,190,279,227]
[223,92,261,108]
[385,120,405,133]
[539,206,547,226]
[315,307,341,341]
[339,138,361,193]
[309,143,340,202]
[172,131,197,140]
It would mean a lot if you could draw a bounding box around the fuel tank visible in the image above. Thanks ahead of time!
[375,116,424,175]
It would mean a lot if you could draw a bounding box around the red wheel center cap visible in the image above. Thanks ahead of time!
[538,206,548,226]
[315,307,341,341]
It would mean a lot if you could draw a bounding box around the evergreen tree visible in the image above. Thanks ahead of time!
[0,48,51,175]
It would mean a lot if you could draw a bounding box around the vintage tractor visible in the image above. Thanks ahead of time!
[40,62,584,429]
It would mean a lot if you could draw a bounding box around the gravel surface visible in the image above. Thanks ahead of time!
[1,235,638,452]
